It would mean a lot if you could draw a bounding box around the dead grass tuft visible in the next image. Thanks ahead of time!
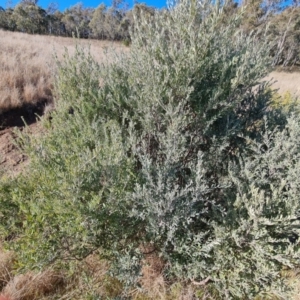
[138,251,167,299]
[2,269,64,300]
[132,249,198,300]
[70,254,123,299]
[32,254,122,300]
[0,249,14,290]
[280,267,300,300]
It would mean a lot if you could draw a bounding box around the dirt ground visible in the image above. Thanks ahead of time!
[0,104,45,175]
[265,71,300,98]
[0,128,28,175]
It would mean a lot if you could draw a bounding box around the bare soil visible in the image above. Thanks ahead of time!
[266,71,300,98]
[0,128,26,175]
[0,103,46,175]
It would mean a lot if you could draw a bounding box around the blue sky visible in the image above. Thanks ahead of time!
[0,0,167,10]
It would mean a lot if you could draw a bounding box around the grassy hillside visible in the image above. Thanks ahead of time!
[0,29,126,116]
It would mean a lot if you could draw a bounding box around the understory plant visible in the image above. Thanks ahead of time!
[1,0,300,298]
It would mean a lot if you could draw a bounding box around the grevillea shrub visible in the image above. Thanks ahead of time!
[1,0,300,298]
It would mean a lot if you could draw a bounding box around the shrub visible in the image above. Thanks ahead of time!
[1,0,300,298]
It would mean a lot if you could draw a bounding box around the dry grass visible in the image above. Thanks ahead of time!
[0,247,14,290]
[0,29,126,114]
[0,30,52,113]
[129,248,205,300]
[2,269,64,300]
[30,254,122,300]
[0,251,205,300]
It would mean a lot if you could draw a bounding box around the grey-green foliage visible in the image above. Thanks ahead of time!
[2,0,300,298]
[0,8,16,31]
[12,2,48,34]
[224,115,300,298]
[89,4,107,39]
[89,2,131,40]
[61,3,94,38]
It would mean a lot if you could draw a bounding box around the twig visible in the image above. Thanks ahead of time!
[192,276,211,286]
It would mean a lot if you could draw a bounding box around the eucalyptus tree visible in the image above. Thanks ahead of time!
[89,3,107,39]
[0,7,16,30]
[12,2,47,34]
[61,3,94,38]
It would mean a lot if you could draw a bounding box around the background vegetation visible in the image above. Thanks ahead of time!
[1,0,300,66]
